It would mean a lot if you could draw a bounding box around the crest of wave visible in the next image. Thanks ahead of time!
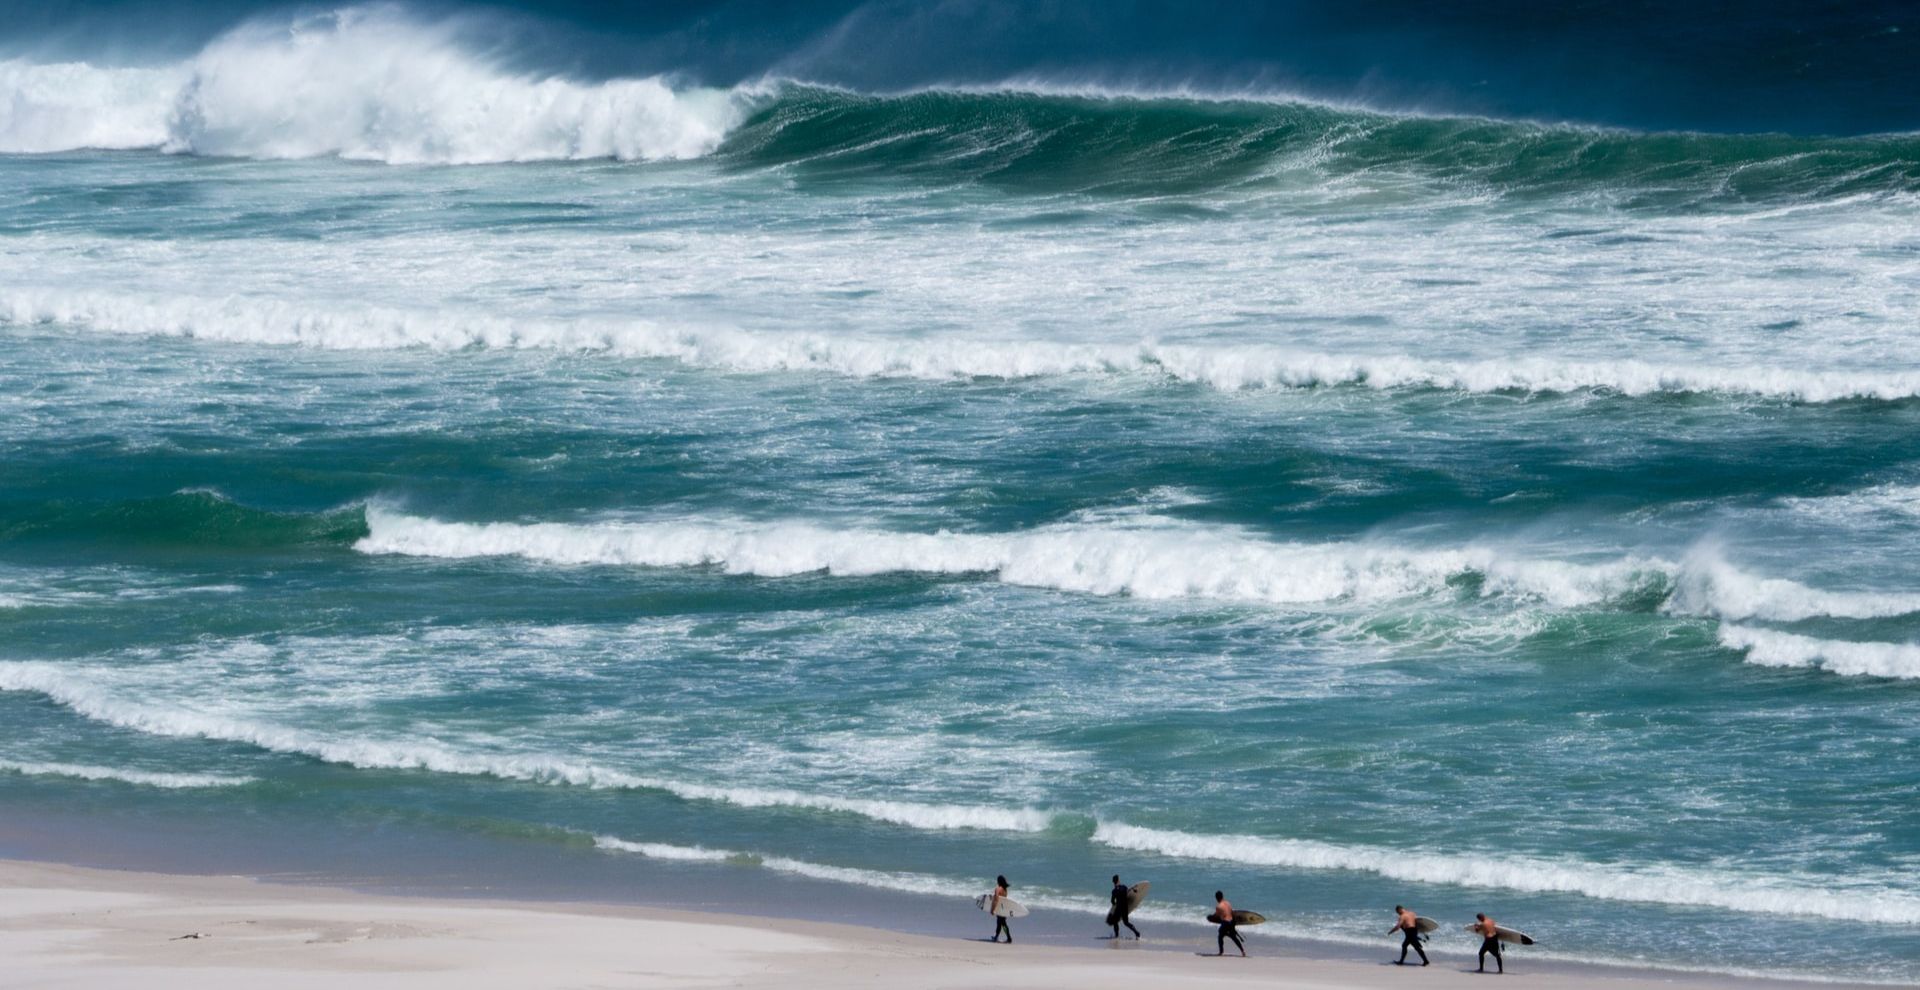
[0,5,750,163]
[0,60,179,152]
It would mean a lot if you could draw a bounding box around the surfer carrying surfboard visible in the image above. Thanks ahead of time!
[1108,875,1141,939]
[1391,905,1430,966]
[990,875,1013,943]
[1473,913,1503,974]
[1212,890,1246,957]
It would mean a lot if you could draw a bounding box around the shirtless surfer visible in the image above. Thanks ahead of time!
[1108,874,1141,939]
[989,875,1012,943]
[1391,905,1429,966]
[1213,890,1246,957]
[1473,913,1503,974]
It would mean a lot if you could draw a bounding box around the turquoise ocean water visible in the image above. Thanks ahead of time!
[2,8,1919,982]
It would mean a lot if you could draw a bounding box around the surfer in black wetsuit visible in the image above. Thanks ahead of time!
[990,875,1012,943]
[1108,874,1141,939]
[1390,905,1429,966]
[1213,890,1245,957]
[1474,913,1503,973]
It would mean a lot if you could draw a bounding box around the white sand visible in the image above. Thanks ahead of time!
[0,858,1844,989]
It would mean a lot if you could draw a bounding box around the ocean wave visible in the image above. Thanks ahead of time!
[0,7,748,163]
[360,507,1920,628]
[1716,625,1920,680]
[0,60,177,153]
[0,758,254,789]
[1665,549,1920,622]
[718,84,1920,201]
[12,287,1920,402]
[596,836,963,898]
[0,488,368,549]
[357,506,1667,609]
[3,6,1916,201]
[594,835,1180,923]
[0,660,1051,832]
[1092,822,1920,925]
[1780,484,1920,524]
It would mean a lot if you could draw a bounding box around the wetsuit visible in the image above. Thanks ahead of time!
[1398,920,1429,965]
[1109,883,1140,939]
[992,886,1011,943]
[1215,904,1244,956]
[1478,933,1503,973]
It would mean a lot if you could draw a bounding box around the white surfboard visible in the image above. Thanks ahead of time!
[1463,923,1534,945]
[976,893,1029,918]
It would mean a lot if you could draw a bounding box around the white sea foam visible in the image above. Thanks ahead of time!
[598,835,945,895]
[0,759,253,789]
[9,284,1920,401]
[0,8,749,162]
[1717,625,1920,680]
[1665,548,1920,621]
[591,837,740,863]
[594,835,1143,917]
[0,660,1050,832]
[0,60,179,152]
[1092,822,1920,925]
[1780,484,1920,523]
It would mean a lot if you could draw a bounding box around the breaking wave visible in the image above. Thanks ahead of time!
[359,507,1920,629]
[2,5,1916,204]
[10,287,1920,402]
[0,7,747,163]
[1092,822,1920,925]
[358,506,1670,608]
[0,758,253,789]
[1716,625,1920,680]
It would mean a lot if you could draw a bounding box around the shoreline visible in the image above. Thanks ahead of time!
[0,855,1888,990]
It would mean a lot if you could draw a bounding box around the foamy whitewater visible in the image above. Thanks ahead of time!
[3,3,1919,984]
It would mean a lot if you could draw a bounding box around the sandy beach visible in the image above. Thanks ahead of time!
[1,857,1871,990]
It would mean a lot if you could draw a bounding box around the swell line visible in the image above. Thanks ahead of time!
[0,660,1052,833]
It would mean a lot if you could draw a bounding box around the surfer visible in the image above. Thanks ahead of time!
[1391,905,1430,966]
[1108,874,1141,939]
[1473,913,1503,974]
[990,875,1012,943]
[1213,890,1246,957]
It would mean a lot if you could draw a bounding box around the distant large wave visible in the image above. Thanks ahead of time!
[0,7,749,163]
[718,85,1920,202]
[3,5,1918,203]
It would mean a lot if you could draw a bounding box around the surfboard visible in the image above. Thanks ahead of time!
[1204,910,1265,926]
[1462,923,1534,945]
[976,893,1029,918]
[1106,881,1150,925]
[1414,916,1439,934]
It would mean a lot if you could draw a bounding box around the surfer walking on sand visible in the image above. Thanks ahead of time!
[1391,905,1430,966]
[1213,890,1246,957]
[1473,913,1504,974]
[990,875,1012,943]
[1108,874,1141,940]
